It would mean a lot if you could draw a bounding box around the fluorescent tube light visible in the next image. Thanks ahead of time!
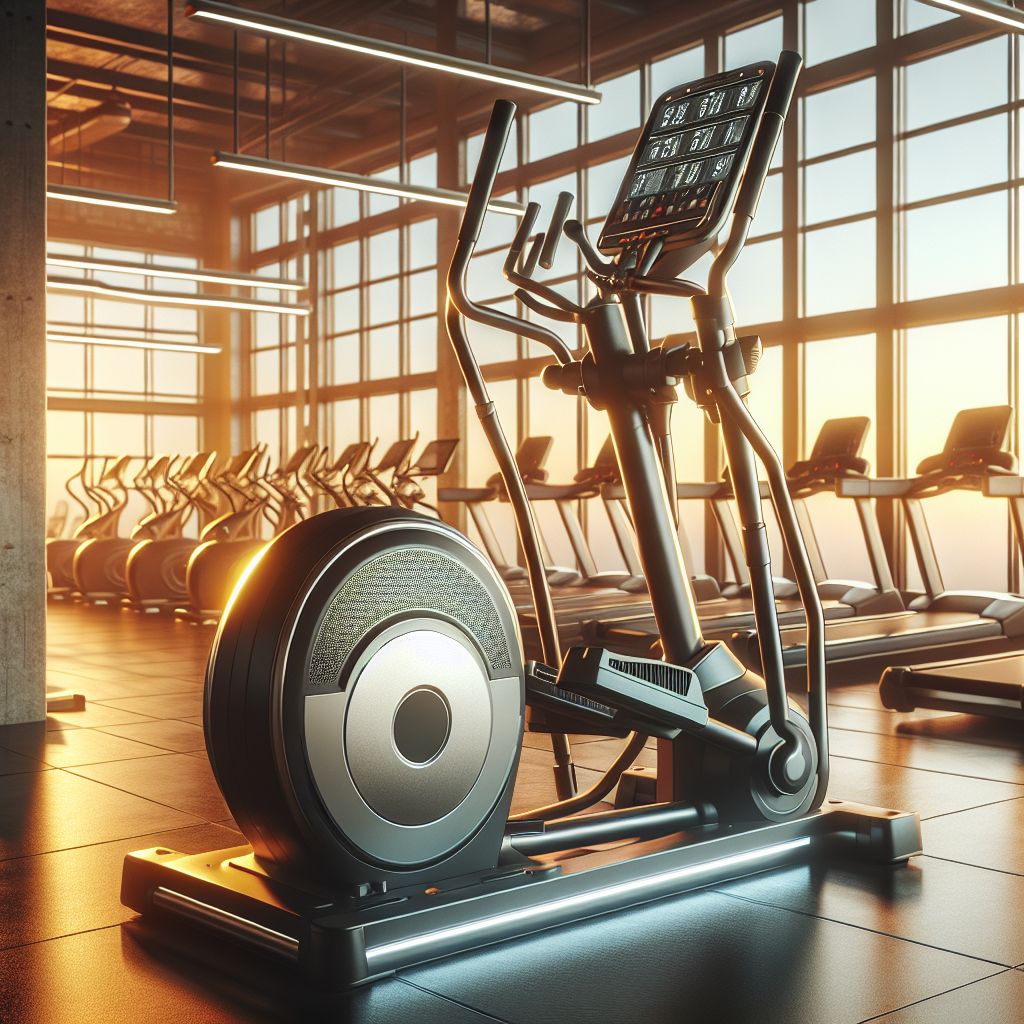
[46,276,310,315]
[212,151,524,215]
[365,837,811,964]
[46,254,306,292]
[185,0,601,105]
[46,331,222,354]
[47,184,178,215]
[918,0,1024,28]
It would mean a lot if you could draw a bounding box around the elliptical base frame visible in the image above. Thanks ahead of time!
[122,800,920,989]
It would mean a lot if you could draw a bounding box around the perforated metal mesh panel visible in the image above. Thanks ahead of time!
[308,547,512,687]
[609,657,693,695]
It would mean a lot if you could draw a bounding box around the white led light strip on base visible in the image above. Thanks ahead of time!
[47,184,179,215]
[365,837,811,965]
[185,0,601,105]
[46,254,306,292]
[46,276,310,316]
[213,152,524,216]
[46,331,222,355]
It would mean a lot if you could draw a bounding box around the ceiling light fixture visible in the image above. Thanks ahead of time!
[919,0,1024,29]
[46,254,306,291]
[212,151,524,215]
[47,184,179,215]
[185,0,601,105]
[46,276,310,315]
[46,331,222,355]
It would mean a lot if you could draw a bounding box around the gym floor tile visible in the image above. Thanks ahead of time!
[867,967,1024,1022]
[920,797,1024,874]
[0,722,167,768]
[0,746,48,777]
[0,770,201,859]
[825,705,960,738]
[45,703,156,732]
[96,719,206,753]
[94,691,205,720]
[715,854,1024,966]
[402,887,996,1024]
[69,752,232,821]
[829,728,1024,785]
[0,822,242,951]
[826,754,1024,819]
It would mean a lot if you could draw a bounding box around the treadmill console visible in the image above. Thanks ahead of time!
[788,416,871,485]
[916,405,1016,475]
[598,60,774,279]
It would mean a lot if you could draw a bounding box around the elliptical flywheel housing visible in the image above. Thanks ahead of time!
[204,506,525,889]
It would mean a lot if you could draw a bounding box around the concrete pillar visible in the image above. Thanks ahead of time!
[0,0,47,724]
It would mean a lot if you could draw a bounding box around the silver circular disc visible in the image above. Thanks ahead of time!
[344,630,493,826]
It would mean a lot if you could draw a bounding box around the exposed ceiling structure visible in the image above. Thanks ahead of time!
[45,0,763,214]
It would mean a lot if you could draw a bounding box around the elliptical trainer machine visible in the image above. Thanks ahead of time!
[121,54,920,988]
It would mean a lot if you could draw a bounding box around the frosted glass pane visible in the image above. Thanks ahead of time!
[729,238,783,324]
[368,166,400,216]
[588,71,640,142]
[93,345,144,393]
[331,289,359,335]
[410,388,438,446]
[46,410,85,456]
[254,312,280,348]
[530,103,577,162]
[587,156,630,220]
[803,78,876,160]
[906,316,1008,467]
[368,393,401,452]
[254,409,280,471]
[905,192,1007,299]
[528,172,578,223]
[906,114,1007,202]
[331,399,360,450]
[651,47,704,101]
[369,230,399,280]
[332,241,359,290]
[478,206,519,252]
[725,17,782,71]
[467,249,509,302]
[153,415,198,455]
[253,205,279,251]
[152,351,198,396]
[803,150,876,225]
[905,39,1007,132]
[93,413,145,456]
[409,151,437,187]
[47,293,85,323]
[648,251,713,339]
[804,219,876,316]
[466,302,517,364]
[92,300,145,328]
[804,335,876,463]
[409,269,437,317]
[409,219,436,270]
[368,278,399,326]
[332,335,359,385]
[409,316,437,374]
[804,0,875,66]
[47,342,85,391]
[331,187,359,229]
[152,307,197,333]
[369,325,399,380]
[254,347,280,396]
[904,0,958,33]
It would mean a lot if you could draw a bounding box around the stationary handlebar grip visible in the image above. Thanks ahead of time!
[539,192,574,269]
[460,99,518,245]
[764,49,802,119]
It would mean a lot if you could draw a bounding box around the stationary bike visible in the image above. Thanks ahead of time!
[122,54,920,987]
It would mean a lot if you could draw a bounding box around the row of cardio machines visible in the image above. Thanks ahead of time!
[448,405,1024,697]
[122,55,926,988]
[46,436,457,622]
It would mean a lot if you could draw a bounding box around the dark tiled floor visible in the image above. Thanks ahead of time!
[2,603,1023,1022]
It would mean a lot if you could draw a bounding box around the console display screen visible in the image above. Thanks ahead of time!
[598,63,771,264]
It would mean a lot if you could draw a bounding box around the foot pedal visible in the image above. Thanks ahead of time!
[557,647,708,731]
[525,661,618,727]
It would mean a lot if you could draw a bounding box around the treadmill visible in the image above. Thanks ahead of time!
[727,407,1024,677]
[878,407,1024,718]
